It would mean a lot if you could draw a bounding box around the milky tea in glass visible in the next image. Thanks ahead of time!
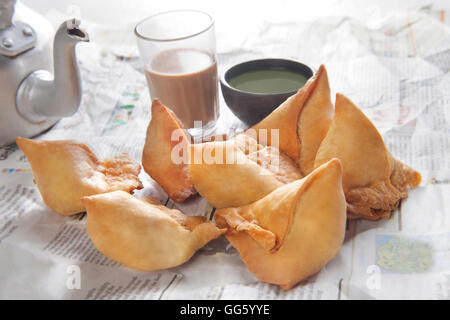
[135,10,219,136]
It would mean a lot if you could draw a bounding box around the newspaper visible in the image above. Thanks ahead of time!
[1,6,449,300]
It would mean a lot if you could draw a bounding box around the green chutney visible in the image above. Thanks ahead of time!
[228,69,308,94]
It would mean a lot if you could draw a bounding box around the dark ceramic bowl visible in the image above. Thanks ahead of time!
[220,58,313,125]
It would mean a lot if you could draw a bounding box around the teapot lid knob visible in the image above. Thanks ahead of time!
[0,21,36,56]
[0,0,16,30]
[0,0,36,57]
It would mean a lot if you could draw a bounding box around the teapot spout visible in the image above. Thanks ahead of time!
[16,19,89,123]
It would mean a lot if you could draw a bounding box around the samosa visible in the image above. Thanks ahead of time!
[248,65,333,175]
[142,100,195,202]
[83,191,225,271]
[189,133,302,208]
[215,159,346,290]
[314,94,421,220]
[16,138,142,216]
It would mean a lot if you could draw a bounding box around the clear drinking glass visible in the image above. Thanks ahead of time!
[135,10,219,137]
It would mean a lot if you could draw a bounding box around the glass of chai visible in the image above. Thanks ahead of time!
[135,10,219,137]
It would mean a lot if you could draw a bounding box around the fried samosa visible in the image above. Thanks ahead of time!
[248,65,333,175]
[16,138,142,216]
[314,94,421,220]
[82,191,225,271]
[142,99,195,202]
[215,159,346,290]
[189,133,302,208]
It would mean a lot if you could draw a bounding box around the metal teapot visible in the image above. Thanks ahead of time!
[0,0,89,146]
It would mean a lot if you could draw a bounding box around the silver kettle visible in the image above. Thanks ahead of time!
[0,0,89,146]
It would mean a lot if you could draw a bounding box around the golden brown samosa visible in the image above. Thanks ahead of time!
[16,138,142,216]
[142,99,195,202]
[215,159,346,290]
[314,94,421,220]
[82,191,225,271]
[248,65,333,175]
[189,134,302,209]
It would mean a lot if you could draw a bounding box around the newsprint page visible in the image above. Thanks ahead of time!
[0,5,449,300]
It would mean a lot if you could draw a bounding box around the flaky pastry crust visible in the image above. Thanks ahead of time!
[215,159,346,289]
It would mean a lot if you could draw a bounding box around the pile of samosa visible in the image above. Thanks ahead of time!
[17,65,421,290]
